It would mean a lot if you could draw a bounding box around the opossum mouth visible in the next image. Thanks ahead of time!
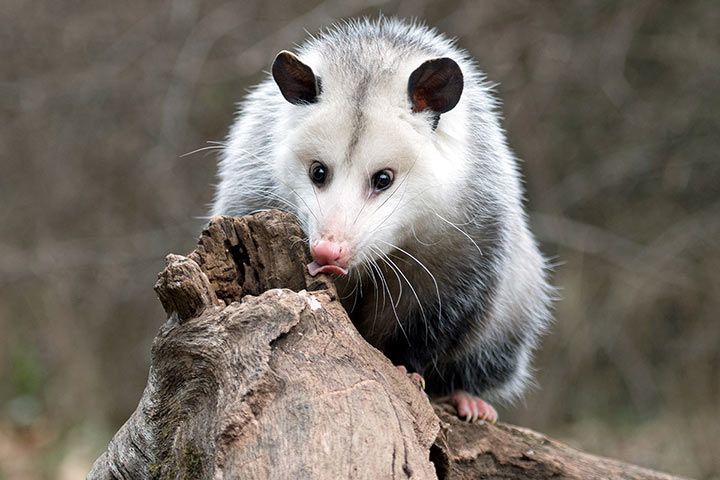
[307,261,349,277]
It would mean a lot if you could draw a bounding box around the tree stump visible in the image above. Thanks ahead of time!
[88,211,688,480]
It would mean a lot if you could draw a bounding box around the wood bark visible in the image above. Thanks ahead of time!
[88,211,688,480]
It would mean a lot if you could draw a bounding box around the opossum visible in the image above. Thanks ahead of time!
[212,17,552,422]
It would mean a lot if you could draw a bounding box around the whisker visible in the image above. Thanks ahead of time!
[349,267,362,312]
[362,258,381,335]
[339,274,359,301]
[371,246,403,308]
[410,224,441,247]
[272,165,321,224]
[432,209,483,257]
[351,162,374,228]
[371,255,409,344]
[368,136,431,219]
[378,239,442,322]
[365,184,438,239]
[373,245,430,342]
[241,187,304,215]
[180,144,225,158]
[231,146,320,224]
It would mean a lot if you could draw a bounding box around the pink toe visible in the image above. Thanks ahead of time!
[434,391,499,423]
[408,372,426,390]
[456,397,472,420]
[471,399,480,422]
[438,391,499,423]
[476,398,498,423]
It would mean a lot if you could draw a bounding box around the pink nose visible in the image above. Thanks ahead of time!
[311,239,346,267]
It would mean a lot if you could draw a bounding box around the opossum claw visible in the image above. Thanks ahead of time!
[436,390,498,424]
[395,365,426,391]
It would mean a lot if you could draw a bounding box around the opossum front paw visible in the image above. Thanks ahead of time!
[395,365,426,391]
[437,391,498,424]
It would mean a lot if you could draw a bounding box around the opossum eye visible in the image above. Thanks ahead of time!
[371,170,394,192]
[309,162,328,186]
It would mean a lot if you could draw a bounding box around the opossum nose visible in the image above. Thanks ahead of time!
[310,239,347,267]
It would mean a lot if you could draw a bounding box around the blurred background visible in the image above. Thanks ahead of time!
[1,0,718,478]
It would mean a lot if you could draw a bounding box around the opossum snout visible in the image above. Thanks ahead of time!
[311,239,346,265]
[307,238,350,276]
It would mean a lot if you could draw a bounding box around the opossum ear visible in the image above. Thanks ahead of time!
[408,57,463,114]
[272,50,320,105]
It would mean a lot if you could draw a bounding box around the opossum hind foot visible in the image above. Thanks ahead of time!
[436,391,498,424]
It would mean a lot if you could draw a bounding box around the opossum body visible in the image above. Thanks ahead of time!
[213,18,552,421]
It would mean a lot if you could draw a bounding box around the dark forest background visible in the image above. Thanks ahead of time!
[1,1,718,478]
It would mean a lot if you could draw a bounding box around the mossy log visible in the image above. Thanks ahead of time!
[88,211,687,480]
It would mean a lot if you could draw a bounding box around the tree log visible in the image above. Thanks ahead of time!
[88,211,688,480]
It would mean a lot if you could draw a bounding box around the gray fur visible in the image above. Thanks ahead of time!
[212,17,553,404]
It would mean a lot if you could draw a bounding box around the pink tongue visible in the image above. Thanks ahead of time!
[307,261,348,277]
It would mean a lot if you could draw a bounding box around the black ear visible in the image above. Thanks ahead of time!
[272,50,320,105]
[408,57,463,114]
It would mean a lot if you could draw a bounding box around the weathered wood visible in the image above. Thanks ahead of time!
[88,211,689,480]
[432,405,686,479]
[185,211,332,303]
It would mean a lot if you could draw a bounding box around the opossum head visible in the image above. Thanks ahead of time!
[271,51,466,276]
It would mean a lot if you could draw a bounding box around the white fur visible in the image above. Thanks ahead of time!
[213,17,553,403]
